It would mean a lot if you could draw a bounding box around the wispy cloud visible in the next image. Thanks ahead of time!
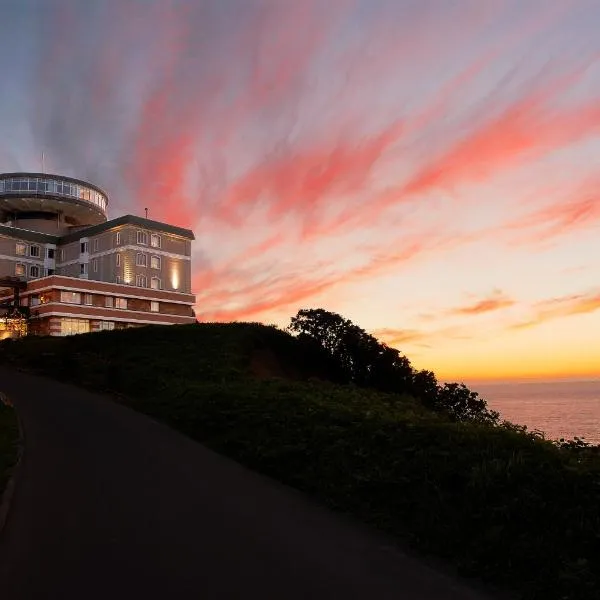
[449,291,515,316]
[373,326,473,350]
[511,289,600,330]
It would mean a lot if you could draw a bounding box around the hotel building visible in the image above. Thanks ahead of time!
[0,172,196,339]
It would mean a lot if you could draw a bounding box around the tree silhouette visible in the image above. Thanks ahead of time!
[289,308,499,425]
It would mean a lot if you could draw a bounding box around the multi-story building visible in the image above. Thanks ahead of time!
[0,172,196,339]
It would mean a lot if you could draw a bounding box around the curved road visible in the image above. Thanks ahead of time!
[0,368,495,600]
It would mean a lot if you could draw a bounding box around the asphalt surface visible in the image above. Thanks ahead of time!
[0,367,495,600]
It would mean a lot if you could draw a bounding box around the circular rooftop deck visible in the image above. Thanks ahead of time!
[0,173,108,227]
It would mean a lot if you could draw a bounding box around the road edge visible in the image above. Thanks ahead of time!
[0,395,25,537]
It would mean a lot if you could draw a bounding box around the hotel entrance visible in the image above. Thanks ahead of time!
[0,277,29,339]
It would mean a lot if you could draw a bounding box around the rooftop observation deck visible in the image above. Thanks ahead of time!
[0,173,108,227]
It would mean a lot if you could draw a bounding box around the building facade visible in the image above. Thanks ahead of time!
[0,172,196,338]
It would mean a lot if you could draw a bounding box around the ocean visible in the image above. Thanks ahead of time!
[472,380,600,445]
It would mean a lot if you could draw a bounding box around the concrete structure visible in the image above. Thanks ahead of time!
[0,172,196,338]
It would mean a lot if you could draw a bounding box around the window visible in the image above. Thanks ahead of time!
[47,269,55,276]
[15,263,25,277]
[150,234,161,248]
[115,232,121,246]
[98,321,115,331]
[105,296,114,308]
[150,277,161,290]
[29,265,40,278]
[80,263,88,275]
[150,255,161,269]
[83,294,93,306]
[29,245,40,258]
[92,258,98,272]
[80,242,88,254]
[150,301,160,313]
[47,248,55,259]
[15,243,27,256]
[60,291,81,304]
[136,275,147,288]
[116,253,121,267]
[115,298,127,310]
[29,295,39,307]
[137,231,148,245]
[115,276,122,284]
[59,249,65,262]
[60,318,90,336]
[136,253,147,267]
[93,238,99,252]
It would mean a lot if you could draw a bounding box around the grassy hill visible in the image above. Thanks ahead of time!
[1,322,599,600]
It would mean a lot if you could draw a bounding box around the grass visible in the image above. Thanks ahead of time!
[1,323,599,600]
[0,400,19,503]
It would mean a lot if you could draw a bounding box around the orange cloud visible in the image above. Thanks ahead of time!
[450,291,515,316]
[511,289,600,330]
[373,326,474,350]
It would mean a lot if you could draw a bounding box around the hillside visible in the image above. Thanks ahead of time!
[1,323,599,600]
[0,397,19,509]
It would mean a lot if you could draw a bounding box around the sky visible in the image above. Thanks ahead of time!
[0,0,599,382]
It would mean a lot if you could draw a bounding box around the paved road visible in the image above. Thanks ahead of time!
[0,368,495,600]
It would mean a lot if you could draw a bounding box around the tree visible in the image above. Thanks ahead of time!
[436,383,499,425]
[289,308,413,393]
[289,308,500,426]
[411,370,439,409]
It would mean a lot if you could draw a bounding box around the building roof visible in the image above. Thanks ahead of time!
[0,214,195,245]
[60,214,195,242]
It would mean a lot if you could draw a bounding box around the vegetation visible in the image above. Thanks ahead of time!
[0,398,19,501]
[0,314,599,599]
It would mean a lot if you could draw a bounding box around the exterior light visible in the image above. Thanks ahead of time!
[171,264,179,290]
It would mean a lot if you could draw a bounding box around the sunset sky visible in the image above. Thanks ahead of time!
[1,0,599,382]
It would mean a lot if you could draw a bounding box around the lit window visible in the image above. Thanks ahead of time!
[150,277,161,290]
[116,253,121,267]
[15,243,27,256]
[98,321,115,331]
[60,291,81,304]
[105,296,114,308]
[15,263,25,277]
[150,234,161,248]
[29,245,40,258]
[80,263,88,275]
[150,255,161,269]
[150,301,159,312]
[84,294,93,306]
[80,242,88,254]
[60,318,90,336]
[115,232,121,246]
[136,275,147,288]
[137,231,148,245]
[136,253,147,267]
[115,298,127,310]
[93,238,99,252]
[29,265,40,278]
[92,258,98,272]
